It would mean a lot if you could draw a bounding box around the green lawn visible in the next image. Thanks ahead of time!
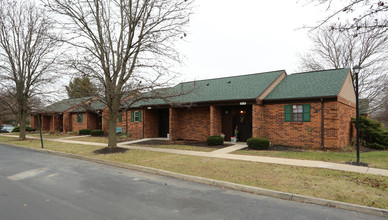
[1,136,388,209]
[27,133,76,139]
[233,148,388,170]
[6,132,76,139]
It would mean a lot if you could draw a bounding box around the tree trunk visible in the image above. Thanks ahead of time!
[19,112,27,140]
[107,110,117,148]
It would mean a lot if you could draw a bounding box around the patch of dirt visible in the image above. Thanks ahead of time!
[93,147,128,154]
[240,145,304,152]
[345,161,369,167]
[133,139,233,148]
[349,177,387,190]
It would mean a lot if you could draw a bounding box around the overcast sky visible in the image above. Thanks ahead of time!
[174,0,331,82]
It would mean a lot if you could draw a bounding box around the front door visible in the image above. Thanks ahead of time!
[159,109,169,137]
[222,106,252,142]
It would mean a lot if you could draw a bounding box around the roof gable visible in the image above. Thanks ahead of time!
[264,68,350,100]
[43,96,94,113]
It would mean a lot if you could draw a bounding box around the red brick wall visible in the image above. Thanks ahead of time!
[42,116,51,131]
[144,110,159,138]
[71,113,88,132]
[255,100,355,149]
[169,108,179,140]
[338,102,356,147]
[252,105,265,138]
[63,112,71,133]
[87,113,100,130]
[101,109,109,134]
[125,109,144,139]
[210,106,222,136]
[30,115,39,130]
[170,107,210,141]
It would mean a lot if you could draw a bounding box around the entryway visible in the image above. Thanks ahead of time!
[158,109,169,137]
[222,106,252,142]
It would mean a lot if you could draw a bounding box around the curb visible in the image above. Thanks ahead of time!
[3,143,388,218]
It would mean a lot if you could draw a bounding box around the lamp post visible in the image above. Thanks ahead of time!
[353,65,361,164]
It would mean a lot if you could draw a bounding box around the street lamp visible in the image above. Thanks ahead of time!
[353,65,361,164]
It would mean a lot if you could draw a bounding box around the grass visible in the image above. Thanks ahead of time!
[129,144,217,152]
[1,136,388,209]
[27,133,76,139]
[5,132,76,139]
[233,148,388,170]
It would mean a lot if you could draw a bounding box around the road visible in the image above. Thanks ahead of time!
[0,144,384,220]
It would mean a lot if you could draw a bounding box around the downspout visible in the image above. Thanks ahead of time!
[321,98,325,149]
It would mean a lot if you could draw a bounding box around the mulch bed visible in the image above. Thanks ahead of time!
[93,147,129,154]
[239,145,304,152]
[132,139,234,149]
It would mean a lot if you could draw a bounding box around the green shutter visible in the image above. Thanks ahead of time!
[285,105,292,122]
[131,111,134,122]
[138,111,141,122]
[303,104,310,122]
[118,114,122,122]
[81,114,83,122]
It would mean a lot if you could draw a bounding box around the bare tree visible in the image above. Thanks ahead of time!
[299,26,388,112]
[45,0,193,149]
[307,0,388,33]
[0,0,61,139]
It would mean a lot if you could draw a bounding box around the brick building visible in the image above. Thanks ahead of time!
[31,68,356,149]
[30,96,105,133]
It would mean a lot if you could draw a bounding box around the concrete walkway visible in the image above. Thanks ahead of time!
[2,134,388,177]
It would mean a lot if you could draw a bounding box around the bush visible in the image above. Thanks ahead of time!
[352,116,388,149]
[12,126,36,132]
[207,135,224,146]
[79,129,92,135]
[247,138,270,150]
[91,129,104,136]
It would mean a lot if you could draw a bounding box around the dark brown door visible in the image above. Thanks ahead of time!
[222,106,252,142]
[159,109,169,137]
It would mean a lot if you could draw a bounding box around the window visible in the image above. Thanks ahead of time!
[285,104,310,122]
[130,110,141,122]
[292,105,303,122]
[77,114,83,122]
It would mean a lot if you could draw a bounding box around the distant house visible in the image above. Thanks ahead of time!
[31,68,356,149]
[30,96,105,133]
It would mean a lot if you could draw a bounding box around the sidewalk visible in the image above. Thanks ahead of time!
[2,134,388,177]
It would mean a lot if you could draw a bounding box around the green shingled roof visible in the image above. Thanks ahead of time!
[264,68,350,100]
[129,70,285,107]
[70,99,106,112]
[43,96,94,113]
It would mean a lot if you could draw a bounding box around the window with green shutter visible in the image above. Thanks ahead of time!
[284,105,292,122]
[302,104,310,122]
[285,104,311,122]
[131,110,141,122]
[77,114,83,122]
